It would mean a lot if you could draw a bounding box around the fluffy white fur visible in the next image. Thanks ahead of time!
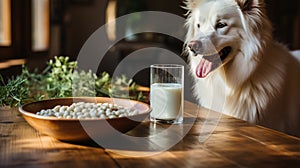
[184,0,300,137]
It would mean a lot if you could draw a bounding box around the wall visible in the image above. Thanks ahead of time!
[62,0,107,58]
[266,0,300,50]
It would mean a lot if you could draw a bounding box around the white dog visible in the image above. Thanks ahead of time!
[184,0,300,137]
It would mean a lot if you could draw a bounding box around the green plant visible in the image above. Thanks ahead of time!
[45,56,77,98]
[0,73,29,107]
[0,56,147,107]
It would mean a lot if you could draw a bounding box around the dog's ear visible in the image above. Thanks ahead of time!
[236,0,263,12]
[183,0,204,10]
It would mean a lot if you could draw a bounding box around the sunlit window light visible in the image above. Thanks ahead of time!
[0,59,26,69]
[32,0,50,52]
[106,0,117,41]
[0,0,11,46]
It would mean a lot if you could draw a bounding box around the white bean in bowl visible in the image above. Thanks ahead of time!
[36,102,140,119]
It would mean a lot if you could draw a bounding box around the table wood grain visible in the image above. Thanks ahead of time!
[1,101,300,168]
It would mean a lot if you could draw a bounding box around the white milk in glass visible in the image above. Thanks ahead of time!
[150,83,183,121]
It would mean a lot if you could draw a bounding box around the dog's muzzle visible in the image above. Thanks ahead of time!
[188,40,203,56]
[188,40,232,78]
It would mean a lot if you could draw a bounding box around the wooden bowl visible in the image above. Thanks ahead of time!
[19,97,151,142]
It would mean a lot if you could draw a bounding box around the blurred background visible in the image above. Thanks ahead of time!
[0,0,300,86]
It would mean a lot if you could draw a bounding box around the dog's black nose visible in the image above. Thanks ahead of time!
[188,40,202,56]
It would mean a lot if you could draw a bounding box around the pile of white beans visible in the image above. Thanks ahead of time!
[36,102,139,119]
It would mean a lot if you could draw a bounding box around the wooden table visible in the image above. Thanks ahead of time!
[1,101,300,167]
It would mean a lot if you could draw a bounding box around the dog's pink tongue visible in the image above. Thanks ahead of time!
[196,58,213,78]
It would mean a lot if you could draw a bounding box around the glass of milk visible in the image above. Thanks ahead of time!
[150,64,184,124]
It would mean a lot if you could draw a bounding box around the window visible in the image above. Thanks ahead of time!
[32,0,50,52]
[0,0,11,46]
[0,0,50,69]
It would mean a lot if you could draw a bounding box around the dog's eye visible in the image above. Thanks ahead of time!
[216,22,227,29]
[197,23,200,29]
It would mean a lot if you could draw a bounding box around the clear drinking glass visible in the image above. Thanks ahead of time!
[150,64,184,124]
